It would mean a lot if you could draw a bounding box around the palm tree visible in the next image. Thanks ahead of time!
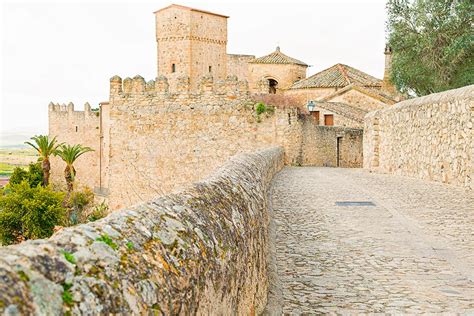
[55,144,94,193]
[25,135,62,187]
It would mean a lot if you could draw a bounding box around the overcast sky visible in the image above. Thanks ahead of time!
[1,0,387,141]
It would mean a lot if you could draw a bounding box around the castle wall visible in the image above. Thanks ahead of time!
[48,103,101,190]
[0,147,284,315]
[249,63,307,93]
[364,85,474,189]
[284,87,337,104]
[327,88,387,112]
[106,75,300,210]
[227,54,255,81]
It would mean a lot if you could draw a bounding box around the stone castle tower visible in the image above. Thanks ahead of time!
[154,4,229,90]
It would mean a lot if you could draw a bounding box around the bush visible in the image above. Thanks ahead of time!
[0,181,66,245]
[256,102,267,115]
[8,162,43,187]
[87,201,108,222]
[8,167,28,186]
[66,187,95,225]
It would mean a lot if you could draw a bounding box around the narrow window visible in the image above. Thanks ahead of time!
[75,126,78,132]
[171,63,176,73]
[324,114,334,126]
[208,66,212,73]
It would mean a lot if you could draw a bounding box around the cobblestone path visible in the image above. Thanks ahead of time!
[267,167,474,314]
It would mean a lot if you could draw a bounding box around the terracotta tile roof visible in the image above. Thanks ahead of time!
[249,47,308,66]
[290,63,382,89]
[321,84,397,105]
[313,101,368,123]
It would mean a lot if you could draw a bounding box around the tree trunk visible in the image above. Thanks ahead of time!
[42,158,50,187]
[64,166,74,193]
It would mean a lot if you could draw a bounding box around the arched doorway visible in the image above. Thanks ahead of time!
[268,79,278,94]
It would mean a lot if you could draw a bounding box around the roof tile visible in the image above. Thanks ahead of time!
[290,63,382,89]
[250,47,308,66]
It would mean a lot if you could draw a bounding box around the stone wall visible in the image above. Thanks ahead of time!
[226,54,255,81]
[48,102,101,190]
[364,85,473,188]
[0,147,284,315]
[106,75,299,210]
[300,121,363,167]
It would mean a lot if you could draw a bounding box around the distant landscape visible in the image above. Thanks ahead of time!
[0,132,40,186]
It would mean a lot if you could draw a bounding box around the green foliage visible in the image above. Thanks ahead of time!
[61,250,76,264]
[66,188,94,225]
[0,181,66,245]
[255,102,276,122]
[96,233,118,250]
[87,201,108,222]
[386,0,474,96]
[126,241,134,250]
[256,102,267,115]
[25,135,62,160]
[56,144,94,168]
[27,162,44,187]
[8,167,28,186]
[8,163,43,187]
[17,270,30,282]
[62,283,73,306]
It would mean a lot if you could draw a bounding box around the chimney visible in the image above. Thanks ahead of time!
[382,44,396,95]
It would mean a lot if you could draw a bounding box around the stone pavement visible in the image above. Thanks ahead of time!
[267,167,474,314]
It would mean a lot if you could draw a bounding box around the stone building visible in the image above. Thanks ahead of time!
[48,4,397,209]
[248,46,308,93]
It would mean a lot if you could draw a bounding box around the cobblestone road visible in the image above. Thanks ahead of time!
[267,167,474,314]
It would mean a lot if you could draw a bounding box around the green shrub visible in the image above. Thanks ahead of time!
[255,102,266,115]
[0,181,66,245]
[27,162,43,187]
[8,162,43,187]
[87,201,108,222]
[66,187,95,225]
[8,167,28,186]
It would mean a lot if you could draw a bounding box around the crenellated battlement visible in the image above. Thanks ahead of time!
[109,74,253,100]
[48,101,100,119]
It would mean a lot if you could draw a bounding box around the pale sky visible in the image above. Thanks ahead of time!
[1,0,387,142]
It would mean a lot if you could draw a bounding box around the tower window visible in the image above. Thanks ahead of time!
[209,66,212,73]
[171,63,176,73]
[75,126,78,132]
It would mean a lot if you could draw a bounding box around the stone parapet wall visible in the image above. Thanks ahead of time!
[109,74,249,99]
[364,85,473,188]
[0,147,284,315]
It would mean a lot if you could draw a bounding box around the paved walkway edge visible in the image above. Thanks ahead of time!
[263,184,283,315]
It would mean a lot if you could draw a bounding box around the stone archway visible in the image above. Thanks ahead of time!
[268,78,278,94]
